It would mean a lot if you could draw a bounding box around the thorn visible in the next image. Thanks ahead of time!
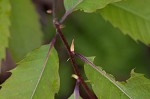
[67,58,70,61]
[46,9,52,14]
[70,39,74,53]
[72,74,79,80]
[59,24,65,29]
[85,80,91,83]
[53,18,59,27]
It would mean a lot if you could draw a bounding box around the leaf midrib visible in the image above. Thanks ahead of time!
[30,50,57,98]
[85,64,132,98]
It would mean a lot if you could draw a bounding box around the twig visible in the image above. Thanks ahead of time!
[59,0,83,23]
[54,21,96,99]
[75,53,100,72]
[52,1,96,98]
[52,0,57,19]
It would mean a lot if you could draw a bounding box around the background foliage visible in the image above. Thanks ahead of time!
[0,0,150,98]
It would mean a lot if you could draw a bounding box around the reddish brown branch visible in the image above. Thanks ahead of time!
[54,21,96,99]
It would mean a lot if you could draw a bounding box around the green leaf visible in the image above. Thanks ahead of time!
[0,45,60,99]
[100,0,150,45]
[64,0,83,11]
[9,0,43,62]
[119,70,150,99]
[84,58,150,99]
[0,0,11,62]
[65,0,121,12]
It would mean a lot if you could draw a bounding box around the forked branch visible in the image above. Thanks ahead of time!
[54,20,96,99]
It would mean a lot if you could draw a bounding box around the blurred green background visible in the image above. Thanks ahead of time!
[2,0,150,98]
